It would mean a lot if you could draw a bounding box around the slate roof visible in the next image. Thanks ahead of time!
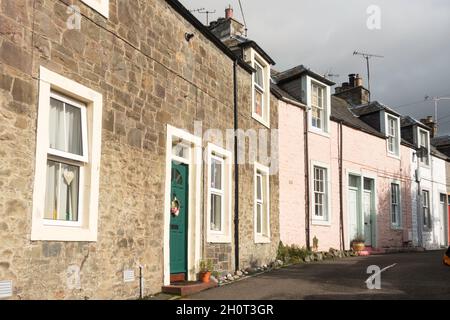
[431,135,450,147]
[270,83,304,106]
[351,101,401,117]
[430,145,449,160]
[273,65,335,86]
[401,116,431,130]
[330,96,386,139]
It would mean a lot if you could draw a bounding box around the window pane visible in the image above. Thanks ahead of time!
[254,89,263,117]
[256,203,262,233]
[210,194,222,232]
[255,64,264,88]
[44,160,79,222]
[44,160,59,220]
[349,175,359,188]
[363,178,372,191]
[49,98,65,152]
[211,158,222,190]
[49,98,83,156]
[65,103,83,155]
[256,174,262,201]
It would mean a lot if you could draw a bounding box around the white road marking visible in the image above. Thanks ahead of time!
[365,263,397,286]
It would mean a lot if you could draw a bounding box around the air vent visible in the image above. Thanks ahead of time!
[0,280,13,298]
[123,270,135,283]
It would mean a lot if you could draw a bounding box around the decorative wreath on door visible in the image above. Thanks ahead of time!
[171,196,180,217]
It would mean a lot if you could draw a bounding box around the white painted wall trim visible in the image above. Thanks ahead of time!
[163,125,202,286]
[31,66,102,242]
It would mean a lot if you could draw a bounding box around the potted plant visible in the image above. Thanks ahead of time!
[199,259,213,283]
[351,234,366,252]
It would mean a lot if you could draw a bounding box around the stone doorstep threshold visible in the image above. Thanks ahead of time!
[162,281,218,297]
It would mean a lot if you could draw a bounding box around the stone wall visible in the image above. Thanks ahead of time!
[0,0,279,299]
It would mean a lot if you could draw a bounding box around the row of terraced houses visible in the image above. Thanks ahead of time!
[0,0,449,299]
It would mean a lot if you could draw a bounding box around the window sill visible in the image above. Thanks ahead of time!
[207,233,231,244]
[390,225,403,231]
[387,152,400,160]
[254,235,271,244]
[251,113,270,129]
[311,219,331,226]
[309,127,330,138]
[31,223,97,242]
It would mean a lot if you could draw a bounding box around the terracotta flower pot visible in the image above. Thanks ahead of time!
[352,242,365,252]
[199,271,211,283]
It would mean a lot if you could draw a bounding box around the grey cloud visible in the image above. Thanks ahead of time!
[181,0,450,134]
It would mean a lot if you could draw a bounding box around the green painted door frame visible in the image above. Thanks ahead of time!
[169,162,189,275]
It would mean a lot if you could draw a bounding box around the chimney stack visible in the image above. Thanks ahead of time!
[420,116,437,138]
[225,5,233,19]
[333,73,369,106]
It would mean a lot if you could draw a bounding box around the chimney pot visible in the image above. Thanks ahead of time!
[348,74,356,87]
[225,5,233,19]
[354,74,363,87]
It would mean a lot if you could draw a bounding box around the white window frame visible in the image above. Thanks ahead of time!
[81,0,109,18]
[44,92,87,228]
[311,161,331,225]
[390,182,402,229]
[206,143,232,243]
[250,49,271,128]
[385,113,400,158]
[254,162,270,243]
[418,128,430,166]
[307,77,330,136]
[311,82,325,130]
[31,66,102,242]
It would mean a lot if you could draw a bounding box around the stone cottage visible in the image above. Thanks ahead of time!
[0,0,279,299]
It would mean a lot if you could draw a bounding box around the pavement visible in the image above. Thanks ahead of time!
[187,250,450,300]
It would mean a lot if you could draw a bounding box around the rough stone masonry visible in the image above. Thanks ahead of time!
[0,0,279,299]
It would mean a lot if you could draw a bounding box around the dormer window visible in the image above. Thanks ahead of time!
[250,50,270,127]
[418,128,430,166]
[386,114,400,156]
[308,78,330,134]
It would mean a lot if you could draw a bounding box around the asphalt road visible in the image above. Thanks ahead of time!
[188,250,450,300]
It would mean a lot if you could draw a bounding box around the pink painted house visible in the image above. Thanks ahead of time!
[277,70,415,251]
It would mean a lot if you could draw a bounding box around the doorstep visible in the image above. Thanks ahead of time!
[161,281,218,296]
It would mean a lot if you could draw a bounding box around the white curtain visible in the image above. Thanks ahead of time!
[49,98,65,151]
[44,161,80,222]
[49,98,82,156]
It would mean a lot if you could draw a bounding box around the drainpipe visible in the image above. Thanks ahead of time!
[338,121,345,251]
[415,151,423,248]
[304,108,311,250]
[233,60,240,271]
[139,265,144,299]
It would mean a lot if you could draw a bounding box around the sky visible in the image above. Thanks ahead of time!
[180,0,450,135]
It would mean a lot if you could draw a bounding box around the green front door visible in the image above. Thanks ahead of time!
[170,162,189,275]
